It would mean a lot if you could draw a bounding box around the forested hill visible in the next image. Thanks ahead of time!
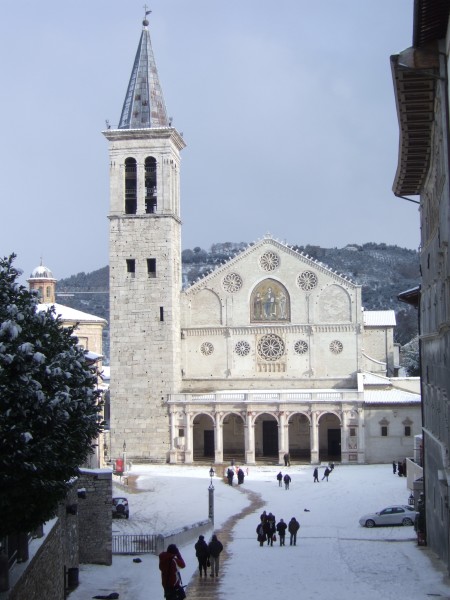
[57,242,420,361]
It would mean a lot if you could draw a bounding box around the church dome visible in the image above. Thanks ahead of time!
[29,264,55,280]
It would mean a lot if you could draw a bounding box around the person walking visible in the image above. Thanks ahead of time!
[237,467,245,484]
[194,535,209,578]
[207,534,223,577]
[256,520,266,547]
[226,467,234,486]
[159,544,186,599]
[276,471,283,487]
[283,452,291,466]
[288,517,300,546]
[264,513,276,546]
[398,462,404,477]
[313,467,319,482]
[322,467,331,481]
[392,460,397,475]
[276,518,287,546]
[284,473,291,490]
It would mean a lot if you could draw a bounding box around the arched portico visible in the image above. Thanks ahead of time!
[192,413,215,462]
[288,412,311,462]
[254,412,279,460]
[222,412,245,464]
[318,412,342,462]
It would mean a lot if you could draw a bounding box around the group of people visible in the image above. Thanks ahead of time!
[393,460,407,477]
[226,465,245,485]
[256,510,301,547]
[159,534,225,598]
[276,471,292,489]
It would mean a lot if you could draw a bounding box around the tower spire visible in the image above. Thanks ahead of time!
[118,12,169,129]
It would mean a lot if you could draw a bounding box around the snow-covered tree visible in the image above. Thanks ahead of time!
[0,255,103,537]
[400,336,420,377]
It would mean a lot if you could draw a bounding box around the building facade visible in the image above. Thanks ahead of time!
[390,0,450,574]
[105,16,421,466]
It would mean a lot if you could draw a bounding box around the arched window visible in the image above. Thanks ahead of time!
[46,286,51,298]
[145,157,157,213]
[124,157,137,214]
[251,279,290,322]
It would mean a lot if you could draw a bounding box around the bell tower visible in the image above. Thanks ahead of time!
[104,13,185,461]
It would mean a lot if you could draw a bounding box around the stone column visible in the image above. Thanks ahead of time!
[169,407,178,464]
[245,412,255,465]
[184,411,193,464]
[215,413,223,464]
[357,409,365,464]
[310,410,319,464]
[278,412,287,465]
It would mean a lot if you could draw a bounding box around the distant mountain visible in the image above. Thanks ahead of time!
[57,242,420,363]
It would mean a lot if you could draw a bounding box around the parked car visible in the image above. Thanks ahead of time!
[112,497,129,519]
[359,504,417,528]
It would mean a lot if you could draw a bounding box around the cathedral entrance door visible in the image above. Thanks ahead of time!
[204,430,215,457]
[262,421,278,456]
[327,429,341,459]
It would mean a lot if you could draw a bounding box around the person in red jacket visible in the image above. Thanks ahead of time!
[159,544,186,599]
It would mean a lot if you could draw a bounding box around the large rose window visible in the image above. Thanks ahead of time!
[257,334,285,361]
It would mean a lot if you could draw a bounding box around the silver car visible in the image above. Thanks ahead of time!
[359,504,417,528]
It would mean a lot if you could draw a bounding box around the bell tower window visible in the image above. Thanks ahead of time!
[145,156,157,213]
[125,157,137,214]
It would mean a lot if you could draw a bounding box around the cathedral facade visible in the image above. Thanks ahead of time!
[105,16,420,465]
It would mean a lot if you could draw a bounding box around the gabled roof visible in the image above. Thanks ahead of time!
[363,310,396,327]
[37,303,107,325]
[118,17,168,129]
[183,236,358,295]
[364,389,421,405]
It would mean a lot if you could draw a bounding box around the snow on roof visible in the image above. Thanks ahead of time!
[363,310,396,327]
[364,389,420,404]
[362,372,391,386]
[37,302,107,325]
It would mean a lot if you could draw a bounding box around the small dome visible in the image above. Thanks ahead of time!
[29,265,54,279]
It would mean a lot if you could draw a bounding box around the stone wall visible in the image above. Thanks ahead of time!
[78,469,112,565]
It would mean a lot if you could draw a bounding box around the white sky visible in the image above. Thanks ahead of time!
[67,464,450,600]
[0,1,419,282]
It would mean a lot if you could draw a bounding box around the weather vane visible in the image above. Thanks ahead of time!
[144,5,152,17]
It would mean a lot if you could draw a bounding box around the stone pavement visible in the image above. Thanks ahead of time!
[184,486,264,600]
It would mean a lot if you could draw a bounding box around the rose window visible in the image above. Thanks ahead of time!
[200,342,214,356]
[294,340,309,355]
[297,271,318,291]
[235,341,250,356]
[259,251,280,272]
[222,272,243,293]
[257,334,285,361]
[329,340,343,354]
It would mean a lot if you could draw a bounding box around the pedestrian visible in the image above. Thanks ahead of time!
[398,462,403,477]
[322,467,331,481]
[329,462,335,471]
[237,467,245,484]
[313,467,319,482]
[159,544,186,600]
[226,467,234,486]
[264,513,276,545]
[260,510,267,523]
[288,517,300,546]
[256,521,266,547]
[283,452,291,466]
[207,534,223,577]
[392,460,397,475]
[402,460,407,476]
[276,471,283,487]
[283,473,291,490]
[276,518,287,546]
[194,535,209,578]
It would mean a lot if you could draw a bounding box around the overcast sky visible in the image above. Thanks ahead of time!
[0,1,418,281]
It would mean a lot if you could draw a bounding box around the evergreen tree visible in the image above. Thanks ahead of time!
[0,255,103,537]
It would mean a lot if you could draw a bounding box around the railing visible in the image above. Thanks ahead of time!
[112,534,157,555]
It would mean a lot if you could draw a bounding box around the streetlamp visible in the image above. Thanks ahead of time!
[208,467,215,525]
[123,440,127,474]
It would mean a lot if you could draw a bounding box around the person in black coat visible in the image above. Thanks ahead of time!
[322,467,331,481]
[194,535,209,577]
[288,517,300,546]
[207,534,223,577]
[313,467,319,482]
[276,518,287,546]
[276,471,283,487]
[256,521,266,546]
[283,473,291,490]
[237,468,245,484]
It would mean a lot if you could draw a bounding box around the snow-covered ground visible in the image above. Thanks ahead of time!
[68,464,450,600]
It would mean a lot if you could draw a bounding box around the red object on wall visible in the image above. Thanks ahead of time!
[115,458,124,474]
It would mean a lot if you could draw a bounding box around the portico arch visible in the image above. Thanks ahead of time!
[222,412,245,464]
[192,413,215,461]
[318,412,341,462]
[254,412,279,459]
[288,412,311,462]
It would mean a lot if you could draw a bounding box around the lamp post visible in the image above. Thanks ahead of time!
[208,467,215,525]
[123,440,127,475]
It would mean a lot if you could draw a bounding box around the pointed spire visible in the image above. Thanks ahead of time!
[118,12,169,129]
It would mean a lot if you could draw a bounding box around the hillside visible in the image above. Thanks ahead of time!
[57,242,420,362]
